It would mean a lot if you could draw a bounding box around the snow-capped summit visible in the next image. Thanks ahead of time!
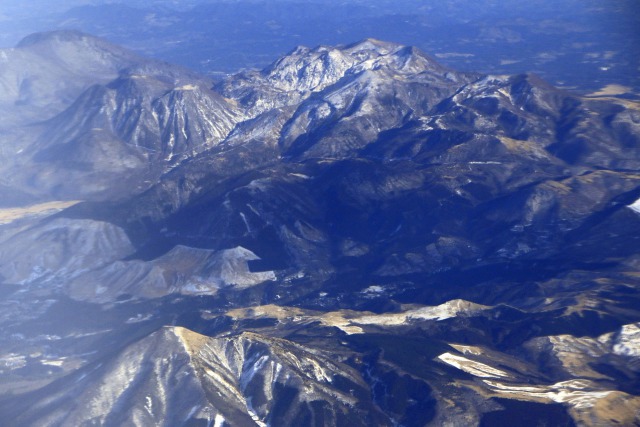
[1,32,640,427]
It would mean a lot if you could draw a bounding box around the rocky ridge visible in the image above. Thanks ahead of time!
[0,31,640,426]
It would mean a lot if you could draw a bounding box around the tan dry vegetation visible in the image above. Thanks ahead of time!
[498,135,551,159]
[227,304,368,334]
[0,200,81,225]
[570,392,640,427]
[586,84,632,97]
[172,326,211,355]
[227,300,490,335]
[226,304,308,321]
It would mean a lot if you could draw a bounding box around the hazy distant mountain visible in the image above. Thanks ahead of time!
[1,1,638,93]
[0,31,639,426]
[0,31,241,202]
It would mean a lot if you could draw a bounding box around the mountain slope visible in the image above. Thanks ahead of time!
[0,31,243,202]
[0,34,639,426]
[2,327,394,427]
[0,30,143,129]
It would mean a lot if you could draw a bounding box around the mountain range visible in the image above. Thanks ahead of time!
[0,30,639,426]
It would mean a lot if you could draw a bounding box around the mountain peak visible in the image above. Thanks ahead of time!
[13,29,141,70]
[15,30,89,48]
[169,326,210,355]
[13,30,134,61]
[344,38,400,55]
[262,44,354,93]
[217,38,466,119]
[6,29,141,86]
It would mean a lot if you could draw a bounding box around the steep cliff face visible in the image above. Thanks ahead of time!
[20,71,242,198]
[0,32,640,426]
[36,69,241,162]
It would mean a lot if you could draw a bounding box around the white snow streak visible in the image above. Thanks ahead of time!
[437,353,509,378]
[628,198,640,214]
[213,413,226,427]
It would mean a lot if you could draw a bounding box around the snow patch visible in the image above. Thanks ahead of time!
[316,299,488,334]
[0,353,27,370]
[483,379,615,409]
[211,246,276,288]
[204,368,245,403]
[288,173,311,179]
[356,299,487,326]
[245,397,267,427]
[613,323,640,356]
[144,396,153,415]
[213,413,226,427]
[185,405,199,421]
[437,352,509,378]
[239,212,251,233]
[627,198,640,214]
[41,359,65,367]
[240,354,270,390]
